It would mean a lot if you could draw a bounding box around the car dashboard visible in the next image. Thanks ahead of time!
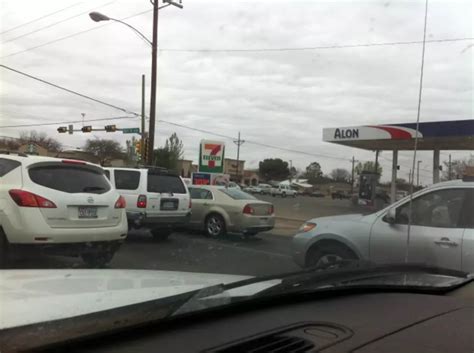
[44,283,474,353]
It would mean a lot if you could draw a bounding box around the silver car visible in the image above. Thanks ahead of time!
[188,186,275,237]
[292,179,474,273]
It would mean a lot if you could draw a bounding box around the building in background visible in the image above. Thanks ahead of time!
[176,159,197,177]
[223,158,245,182]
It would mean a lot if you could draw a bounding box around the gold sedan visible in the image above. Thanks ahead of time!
[188,186,275,237]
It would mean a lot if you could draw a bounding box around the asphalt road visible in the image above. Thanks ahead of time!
[8,230,300,277]
[7,197,363,277]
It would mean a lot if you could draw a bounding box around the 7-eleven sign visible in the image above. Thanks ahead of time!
[199,140,225,173]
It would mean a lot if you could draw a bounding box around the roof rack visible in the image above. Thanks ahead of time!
[0,150,28,157]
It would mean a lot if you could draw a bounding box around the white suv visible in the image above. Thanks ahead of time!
[271,184,297,198]
[0,154,128,267]
[105,167,191,240]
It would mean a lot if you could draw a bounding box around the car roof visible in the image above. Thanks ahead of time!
[0,154,100,168]
[426,179,473,189]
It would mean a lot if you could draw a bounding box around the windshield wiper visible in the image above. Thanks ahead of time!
[82,186,106,193]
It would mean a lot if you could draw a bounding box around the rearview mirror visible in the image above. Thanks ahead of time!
[383,208,396,224]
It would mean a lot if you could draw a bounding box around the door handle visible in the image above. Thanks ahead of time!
[434,237,458,247]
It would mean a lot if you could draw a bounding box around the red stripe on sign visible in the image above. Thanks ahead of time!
[210,144,221,155]
[369,126,413,140]
[209,161,215,168]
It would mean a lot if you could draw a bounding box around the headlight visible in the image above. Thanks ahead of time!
[299,222,316,233]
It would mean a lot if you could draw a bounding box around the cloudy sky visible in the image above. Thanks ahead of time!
[1,0,472,184]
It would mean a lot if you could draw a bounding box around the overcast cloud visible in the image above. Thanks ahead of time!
[1,0,472,184]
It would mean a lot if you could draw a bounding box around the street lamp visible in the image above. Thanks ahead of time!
[88,0,183,165]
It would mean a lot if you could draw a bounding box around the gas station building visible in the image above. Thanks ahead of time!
[323,119,474,202]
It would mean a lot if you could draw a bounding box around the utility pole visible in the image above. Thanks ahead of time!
[289,160,293,183]
[417,160,422,186]
[408,169,412,185]
[147,0,159,165]
[233,132,245,183]
[141,74,146,160]
[351,156,356,194]
[448,154,452,180]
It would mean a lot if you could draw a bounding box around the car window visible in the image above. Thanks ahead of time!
[147,173,186,194]
[395,189,466,228]
[0,158,20,177]
[104,170,110,180]
[220,188,256,200]
[29,164,111,194]
[114,170,140,190]
[189,188,212,200]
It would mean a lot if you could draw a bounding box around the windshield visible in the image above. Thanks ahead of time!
[0,0,472,345]
[219,188,257,200]
[29,164,111,194]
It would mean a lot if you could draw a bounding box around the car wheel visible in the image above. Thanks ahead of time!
[0,229,10,269]
[205,214,226,238]
[306,242,357,268]
[151,229,171,241]
[282,193,287,198]
[81,250,115,268]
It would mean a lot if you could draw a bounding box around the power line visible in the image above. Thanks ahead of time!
[0,9,153,59]
[157,119,351,161]
[0,115,138,129]
[2,1,116,44]
[0,2,82,35]
[0,64,140,116]
[159,37,474,53]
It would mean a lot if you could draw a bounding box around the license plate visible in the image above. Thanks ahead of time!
[78,206,98,219]
[260,218,269,225]
[160,199,178,211]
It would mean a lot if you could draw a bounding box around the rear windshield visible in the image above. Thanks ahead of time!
[29,164,110,194]
[220,189,256,200]
[147,173,186,194]
[114,170,140,190]
[0,158,21,177]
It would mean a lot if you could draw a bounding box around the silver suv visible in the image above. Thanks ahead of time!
[105,167,191,240]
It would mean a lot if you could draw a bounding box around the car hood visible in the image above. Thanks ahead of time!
[0,269,259,330]
[310,213,366,223]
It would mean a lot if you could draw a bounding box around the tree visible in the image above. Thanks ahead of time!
[355,161,382,179]
[442,154,473,180]
[19,130,61,152]
[84,139,124,165]
[259,158,289,181]
[153,133,184,170]
[0,137,20,150]
[330,168,351,183]
[304,162,323,184]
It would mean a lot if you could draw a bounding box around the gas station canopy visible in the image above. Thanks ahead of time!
[322,119,474,151]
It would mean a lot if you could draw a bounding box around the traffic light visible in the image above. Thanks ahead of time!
[104,125,117,132]
[57,126,67,133]
[135,141,141,156]
[81,126,92,133]
[143,138,149,162]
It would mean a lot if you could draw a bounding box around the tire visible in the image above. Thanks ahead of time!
[0,229,10,269]
[282,193,287,198]
[306,242,357,268]
[205,214,226,238]
[81,250,115,268]
[151,229,171,241]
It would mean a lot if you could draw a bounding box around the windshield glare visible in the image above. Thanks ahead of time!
[0,0,472,341]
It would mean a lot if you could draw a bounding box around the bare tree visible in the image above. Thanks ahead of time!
[18,131,62,152]
[330,168,351,182]
[84,139,124,165]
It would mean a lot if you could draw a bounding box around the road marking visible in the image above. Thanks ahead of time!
[177,234,293,259]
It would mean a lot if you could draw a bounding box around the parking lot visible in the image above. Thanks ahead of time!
[7,195,362,276]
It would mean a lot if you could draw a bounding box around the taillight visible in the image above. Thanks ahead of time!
[188,198,192,208]
[9,189,57,208]
[137,194,147,208]
[269,205,274,215]
[115,195,126,209]
[243,204,255,215]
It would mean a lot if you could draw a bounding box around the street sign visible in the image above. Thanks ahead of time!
[198,140,225,173]
[122,128,140,134]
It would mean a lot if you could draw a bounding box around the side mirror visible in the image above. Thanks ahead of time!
[383,208,396,224]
